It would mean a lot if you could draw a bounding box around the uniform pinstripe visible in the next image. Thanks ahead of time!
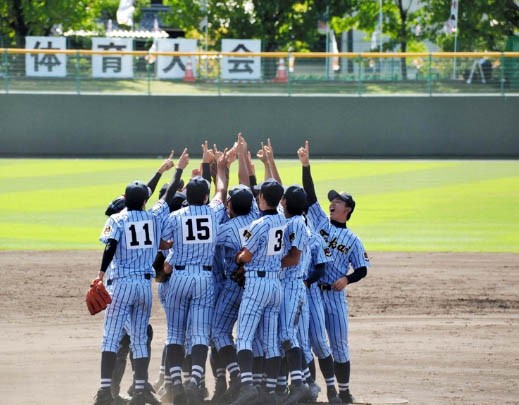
[99,200,169,357]
[212,211,259,350]
[279,215,310,350]
[305,202,370,363]
[163,201,226,347]
[236,212,286,358]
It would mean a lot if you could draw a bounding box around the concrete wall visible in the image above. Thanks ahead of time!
[1,94,517,157]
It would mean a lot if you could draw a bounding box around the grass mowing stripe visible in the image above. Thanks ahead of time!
[0,159,517,252]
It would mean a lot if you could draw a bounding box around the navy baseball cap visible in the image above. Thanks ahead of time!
[171,191,187,211]
[228,185,253,212]
[328,190,356,212]
[256,178,284,205]
[186,176,210,204]
[105,195,126,216]
[125,181,151,207]
[284,185,307,212]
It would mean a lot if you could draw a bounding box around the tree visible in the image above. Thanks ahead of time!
[162,0,354,52]
[418,0,519,51]
[333,0,423,79]
[0,0,149,48]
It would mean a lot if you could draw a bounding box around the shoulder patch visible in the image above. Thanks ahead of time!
[364,252,370,261]
[103,225,112,236]
[243,230,252,240]
[289,232,295,242]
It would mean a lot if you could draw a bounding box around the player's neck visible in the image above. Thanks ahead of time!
[261,208,278,216]
[331,219,347,228]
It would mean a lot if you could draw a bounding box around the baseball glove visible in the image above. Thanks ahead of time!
[230,264,246,288]
[85,279,112,315]
[152,252,170,283]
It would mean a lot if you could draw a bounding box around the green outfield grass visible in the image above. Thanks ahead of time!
[0,158,517,252]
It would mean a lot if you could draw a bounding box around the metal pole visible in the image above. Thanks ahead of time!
[202,0,208,79]
[379,0,383,52]
[452,0,459,79]
[325,6,330,80]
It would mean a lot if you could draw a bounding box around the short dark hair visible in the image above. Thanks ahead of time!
[284,185,307,216]
[228,185,253,216]
[186,176,210,205]
[125,181,151,210]
[257,178,284,208]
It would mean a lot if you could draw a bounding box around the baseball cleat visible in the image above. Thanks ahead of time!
[93,388,113,405]
[230,384,258,405]
[285,383,312,405]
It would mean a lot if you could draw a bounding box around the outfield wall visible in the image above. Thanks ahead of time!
[1,94,517,157]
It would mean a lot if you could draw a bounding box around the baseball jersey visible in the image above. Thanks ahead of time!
[243,212,287,273]
[281,215,310,279]
[217,211,260,278]
[306,202,370,285]
[163,200,226,266]
[99,200,169,279]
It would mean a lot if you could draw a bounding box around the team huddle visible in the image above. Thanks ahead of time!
[92,135,371,405]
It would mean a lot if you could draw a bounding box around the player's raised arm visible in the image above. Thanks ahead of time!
[236,133,250,186]
[212,148,230,203]
[147,149,175,195]
[265,138,282,185]
[201,140,214,185]
[297,141,317,205]
[163,148,189,208]
[257,142,272,181]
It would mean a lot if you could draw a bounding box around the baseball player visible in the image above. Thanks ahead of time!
[211,184,259,400]
[278,185,312,405]
[98,154,181,405]
[297,141,371,404]
[299,226,342,403]
[161,152,229,405]
[92,151,189,405]
[231,178,287,405]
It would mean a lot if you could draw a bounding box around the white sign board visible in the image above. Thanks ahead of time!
[156,39,198,79]
[92,38,133,78]
[221,39,261,80]
[25,36,67,77]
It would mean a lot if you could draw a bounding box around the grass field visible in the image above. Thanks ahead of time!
[0,158,517,252]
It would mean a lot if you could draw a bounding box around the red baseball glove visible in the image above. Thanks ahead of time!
[85,279,112,315]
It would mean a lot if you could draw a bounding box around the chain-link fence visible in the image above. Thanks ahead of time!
[2,49,519,95]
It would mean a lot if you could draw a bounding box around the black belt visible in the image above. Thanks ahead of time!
[175,265,212,271]
[106,273,151,286]
[318,283,332,291]
[257,271,266,277]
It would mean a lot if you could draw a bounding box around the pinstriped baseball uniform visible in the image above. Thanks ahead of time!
[99,200,169,357]
[299,232,333,362]
[279,214,310,350]
[305,202,370,362]
[235,211,286,358]
[211,210,259,350]
[162,200,226,347]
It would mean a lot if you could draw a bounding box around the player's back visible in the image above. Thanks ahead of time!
[102,202,168,279]
[281,214,311,279]
[217,211,258,275]
[243,212,287,273]
[166,203,221,266]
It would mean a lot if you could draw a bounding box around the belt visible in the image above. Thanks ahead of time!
[248,270,278,279]
[175,265,212,271]
[106,273,151,286]
[318,283,332,291]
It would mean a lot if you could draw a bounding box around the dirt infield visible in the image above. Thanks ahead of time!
[0,251,517,404]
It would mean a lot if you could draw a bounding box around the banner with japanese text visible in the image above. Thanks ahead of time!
[25,36,67,77]
[92,38,134,78]
[221,39,261,80]
[156,39,198,79]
